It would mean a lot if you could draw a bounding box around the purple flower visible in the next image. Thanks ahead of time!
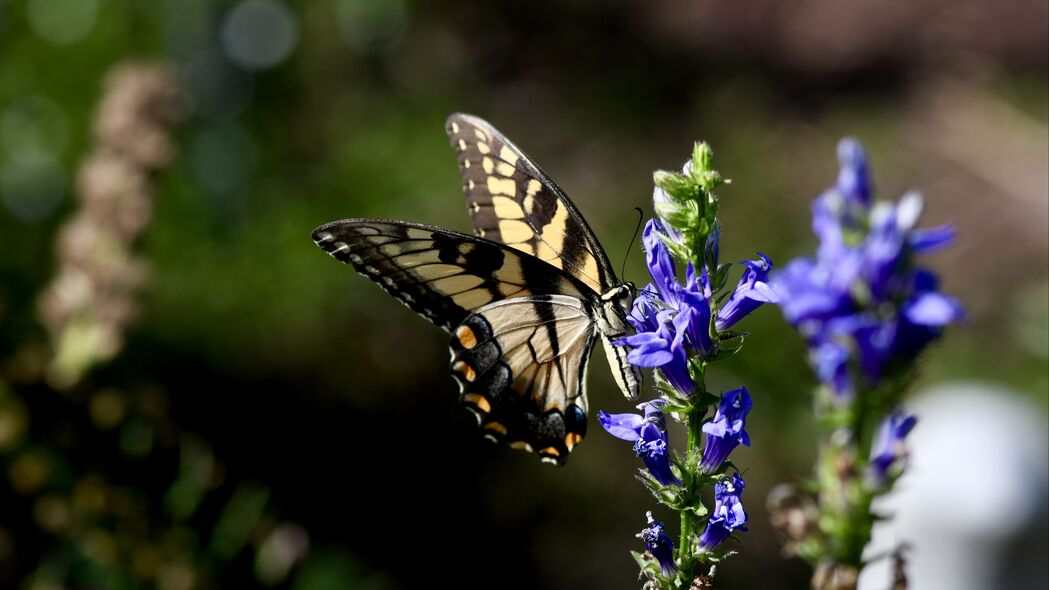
[645,219,679,304]
[697,473,748,552]
[617,220,717,395]
[676,263,714,357]
[698,388,753,474]
[599,400,682,486]
[704,221,721,270]
[894,268,966,358]
[909,224,956,254]
[637,511,677,577]
[771,139,964,398]
[870,410,917,483]
[812,339,852,397]
[835,138,872,206]
[716,253,778,330]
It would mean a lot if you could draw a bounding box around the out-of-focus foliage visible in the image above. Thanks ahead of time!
[0,0,1045,588]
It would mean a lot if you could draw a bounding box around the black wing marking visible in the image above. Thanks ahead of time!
[312,219,591,332]
[449,295,595,466]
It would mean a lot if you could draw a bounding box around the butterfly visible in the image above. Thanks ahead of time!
[312,113,642,465]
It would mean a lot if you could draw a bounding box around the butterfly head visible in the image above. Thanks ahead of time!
[599,282,637,334]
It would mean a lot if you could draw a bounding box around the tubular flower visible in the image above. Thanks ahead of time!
[698,387,753,474]
[715,253,778,330]
[697,473,748,552]
[637,511,678,577]
[616,220,713,395]
[599,400,682,486]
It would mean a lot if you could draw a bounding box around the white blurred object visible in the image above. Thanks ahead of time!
[859,382,1049,590]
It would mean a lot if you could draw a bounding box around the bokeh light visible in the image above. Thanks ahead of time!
[334,0,408,54]
[26,0,97,45]
[0,153,66,221]
[221,0,298,70]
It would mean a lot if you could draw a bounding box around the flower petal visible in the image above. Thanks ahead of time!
[902,292,965,326]
[597,410,643,441]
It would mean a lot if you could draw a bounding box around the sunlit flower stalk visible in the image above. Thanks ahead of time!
[600,144,775,588]
[768,139,964,589]
[36,61,184,388]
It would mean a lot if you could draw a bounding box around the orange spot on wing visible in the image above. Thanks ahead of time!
[455,325,478,349]
[483,422,507,435]
[452,361,476,382]
[463,393,491,413]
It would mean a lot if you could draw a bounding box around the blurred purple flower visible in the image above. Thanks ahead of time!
[870,409,917,482]
[835,138,872,206]
[771,139,964,398]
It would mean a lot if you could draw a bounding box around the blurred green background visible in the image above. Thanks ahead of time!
[0,0,1046,588]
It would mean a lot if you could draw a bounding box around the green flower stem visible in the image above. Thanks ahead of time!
[677,363,708,581]
[813,392,884,585]
[678,403,702,562]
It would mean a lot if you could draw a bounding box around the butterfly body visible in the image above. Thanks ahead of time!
[313,114,641,465]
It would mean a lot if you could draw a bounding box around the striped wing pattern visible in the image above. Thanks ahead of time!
[313,114,639,465]
[312,219,588,332]
[445,113,617,294]
[449,295,595,466]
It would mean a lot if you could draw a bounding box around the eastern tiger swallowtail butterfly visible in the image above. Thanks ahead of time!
[312,113,642,465]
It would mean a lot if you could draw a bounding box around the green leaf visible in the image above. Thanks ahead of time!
[686,502,709,518]
[631,550,650,570]
[709,332,747,361]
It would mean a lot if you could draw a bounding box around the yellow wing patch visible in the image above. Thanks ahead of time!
[445,113,618,295]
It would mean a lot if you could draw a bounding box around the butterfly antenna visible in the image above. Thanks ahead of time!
[621,207,645,281]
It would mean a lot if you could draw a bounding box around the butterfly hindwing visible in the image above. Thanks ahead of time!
[445,113,617,294]
[312,219,590,332]
[449,295,595,465]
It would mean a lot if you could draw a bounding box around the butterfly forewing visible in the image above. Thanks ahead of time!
[312,219,589,331]
[450,295,595,465]
[445,113,618,294]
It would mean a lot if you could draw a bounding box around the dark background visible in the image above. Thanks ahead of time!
[0,1,1046,588]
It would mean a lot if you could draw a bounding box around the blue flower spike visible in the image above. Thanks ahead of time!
[601,143,768,584]
[765,137,963,578]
